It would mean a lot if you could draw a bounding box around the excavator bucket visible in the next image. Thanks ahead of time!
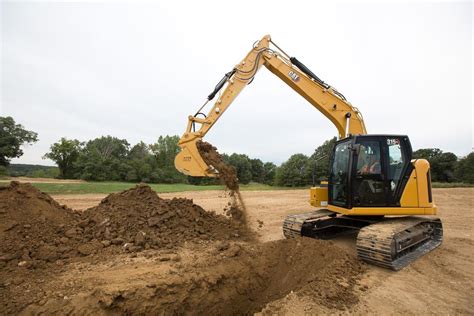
[174,139,218,177]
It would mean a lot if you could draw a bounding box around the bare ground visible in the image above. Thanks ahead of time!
[1,188,472,314]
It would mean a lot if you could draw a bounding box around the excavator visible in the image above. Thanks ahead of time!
[174,35,443,270]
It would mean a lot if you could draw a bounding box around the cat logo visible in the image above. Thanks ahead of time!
[288,71,300,82]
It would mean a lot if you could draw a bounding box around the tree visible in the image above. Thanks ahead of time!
[149,135,186,183]
[413,148,458,182]
[126,142,154,182]
[454,152,474,184]
[275,154,310,187]
[76,136,130,181]
[250,158,265,183]
[307,137,337,184]
[263,162,277,185]
[149,136,181,167]
[224,153,253,184]
[0,116,38,167]
[43,138,83,178]
[412,148,443,161]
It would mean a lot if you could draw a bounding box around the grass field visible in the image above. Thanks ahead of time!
[0,181,295,194]
[0,178,471,194]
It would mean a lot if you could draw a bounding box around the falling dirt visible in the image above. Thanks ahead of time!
[196,140,248,225]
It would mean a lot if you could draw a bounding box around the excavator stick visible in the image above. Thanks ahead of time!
[174,139,218,177]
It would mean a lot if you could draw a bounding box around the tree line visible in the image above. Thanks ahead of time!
[1,116,473,185]
[38,134,474,186]
[41,135,280,184]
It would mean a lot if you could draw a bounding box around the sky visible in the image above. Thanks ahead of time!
[1,1,472,166]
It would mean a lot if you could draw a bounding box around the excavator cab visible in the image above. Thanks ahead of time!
[286,134,442,270]
[329,135,413,209]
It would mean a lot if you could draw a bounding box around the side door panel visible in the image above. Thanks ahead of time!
[386,136,412,206]
[328,139,352,208]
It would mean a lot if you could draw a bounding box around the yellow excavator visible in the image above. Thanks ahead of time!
[174,35,442,270]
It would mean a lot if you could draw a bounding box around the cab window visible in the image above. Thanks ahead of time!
[387,138,405,193]
[352,140,385,206]
[356,142,381,175]
[330,141,350,206]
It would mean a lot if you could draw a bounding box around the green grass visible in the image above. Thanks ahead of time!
[1,179,471,194]
[0,181,294,195]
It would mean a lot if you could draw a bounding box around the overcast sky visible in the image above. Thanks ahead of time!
[1,1,472,166]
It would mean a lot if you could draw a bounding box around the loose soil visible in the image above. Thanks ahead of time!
[1,183,473,314]
[0,182,246,269]
[0,182,365,314]
[0,181,81,267]
[196,140,248,225]
[80,184,248,251]
[18,238,365,315]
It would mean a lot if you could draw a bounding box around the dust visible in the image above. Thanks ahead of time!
[196,140,248,225]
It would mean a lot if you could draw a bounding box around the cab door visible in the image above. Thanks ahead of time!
[385,136,412,206]
[328,139,352,208]
[351,137,387,207]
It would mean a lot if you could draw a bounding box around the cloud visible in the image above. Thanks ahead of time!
[1,1,472,165]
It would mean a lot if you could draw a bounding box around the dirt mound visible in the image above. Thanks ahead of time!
[79,184,246,251]
[197,140,248,224]
[0,181,80,266]
[0,183,367,314]
[0,182,247,269]
[20,238,365,315]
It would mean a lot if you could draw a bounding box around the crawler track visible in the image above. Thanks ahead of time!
[356,217,443,270]
[283,210,443,270]
[283,209,334,239]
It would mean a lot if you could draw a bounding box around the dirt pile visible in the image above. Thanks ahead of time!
[0,181,80,267]
[196,140,248,224]
[0,182,247,268]
[79,184,246,251]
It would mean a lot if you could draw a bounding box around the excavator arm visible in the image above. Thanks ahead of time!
[175,35,367,177]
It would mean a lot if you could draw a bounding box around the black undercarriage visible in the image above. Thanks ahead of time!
[283,210,443,270]
[299,213,382,239]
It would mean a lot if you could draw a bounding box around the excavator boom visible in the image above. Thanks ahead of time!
[175,35,367,177]
[174,35,442,271]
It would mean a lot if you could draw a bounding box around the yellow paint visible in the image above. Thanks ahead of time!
[400,165,419,207]
[414,159,433,208]
[173,35,437,219]
[175,34,366,177]
[309,186,328,207]
[328,204,437,216]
